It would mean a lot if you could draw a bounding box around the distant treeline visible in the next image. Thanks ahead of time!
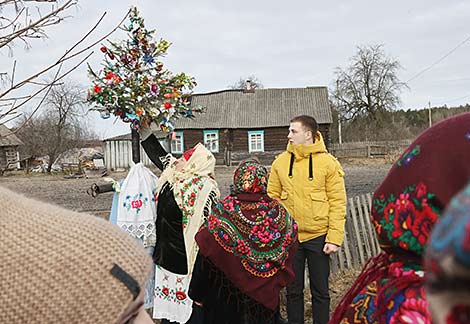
[330,105,470,143]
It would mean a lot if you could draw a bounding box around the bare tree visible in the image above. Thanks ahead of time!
[331,45,408,121]
[15,80,92,173]
[228,75,264,90]
[0,0,75,52]
[0,1,130,128]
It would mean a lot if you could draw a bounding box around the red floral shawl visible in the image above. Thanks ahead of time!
[195,161,298,310]
[330,113,470,324]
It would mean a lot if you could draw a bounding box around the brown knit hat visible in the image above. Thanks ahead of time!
[0,186,153,324]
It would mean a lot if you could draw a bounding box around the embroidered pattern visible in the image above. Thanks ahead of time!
[389,297,431,324]
[206,196,297,278]
[174,176,206,228]
[350,281,378,324]
[372,182,441,255]
[396,145,421,167]
[154,266,189,305]
[342,279,430,324]
[122,192,150,214]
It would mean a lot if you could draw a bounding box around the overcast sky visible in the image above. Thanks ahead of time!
[2,0,470,138]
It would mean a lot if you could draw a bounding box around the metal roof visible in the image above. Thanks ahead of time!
[175,87,332,129]
[0,125,24,147]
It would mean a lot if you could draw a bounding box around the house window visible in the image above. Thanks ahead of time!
[204,130,219,153]
[248,130,264,153]
[171,131,184,154]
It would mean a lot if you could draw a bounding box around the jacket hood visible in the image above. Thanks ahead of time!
[287,131,327,159]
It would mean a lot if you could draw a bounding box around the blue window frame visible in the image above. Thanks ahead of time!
[171,131,184,154]
[248,130,264,152]
[203,130,219,153]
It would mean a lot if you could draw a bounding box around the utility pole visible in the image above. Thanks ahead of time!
[338,112,342,144]
[428,101,432,128]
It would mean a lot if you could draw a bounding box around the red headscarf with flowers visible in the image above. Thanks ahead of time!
[195,160,298,310]
[330,113,470,324]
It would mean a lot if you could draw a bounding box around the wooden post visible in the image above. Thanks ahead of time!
[356,195,372,259]
[349,197,365,264]
[366,193,381,253]
[361,195,378,256]
[131,128,141,164]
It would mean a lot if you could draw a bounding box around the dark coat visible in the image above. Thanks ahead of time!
[142,134,187,274]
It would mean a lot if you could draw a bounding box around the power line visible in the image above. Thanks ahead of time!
[406,34,470,83]
[434,93,470,106]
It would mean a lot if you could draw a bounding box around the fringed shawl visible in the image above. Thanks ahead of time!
[156,143,220,276]
[195,160,298,310]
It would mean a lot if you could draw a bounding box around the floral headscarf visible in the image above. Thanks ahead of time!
[233,160,268,194]
[425,183,470,324]
[331,113,470,324]
[195,160,298,310]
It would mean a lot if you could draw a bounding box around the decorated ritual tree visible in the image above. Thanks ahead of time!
[87,7,203,162]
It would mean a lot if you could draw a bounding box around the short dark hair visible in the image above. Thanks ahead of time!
[290,115,318,134]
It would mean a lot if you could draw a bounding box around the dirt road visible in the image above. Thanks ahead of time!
[0,160,391,218]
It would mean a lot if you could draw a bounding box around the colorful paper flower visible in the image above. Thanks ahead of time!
[87,6,204,132]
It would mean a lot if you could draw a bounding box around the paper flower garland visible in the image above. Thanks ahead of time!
[87,6,204,132]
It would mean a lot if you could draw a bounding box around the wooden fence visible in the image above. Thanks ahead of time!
[330,140,411,158]
[330,193,380,273]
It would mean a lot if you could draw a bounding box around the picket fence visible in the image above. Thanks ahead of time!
[330,193,380,273]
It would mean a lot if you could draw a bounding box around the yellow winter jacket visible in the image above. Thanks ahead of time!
[267,132,346,245]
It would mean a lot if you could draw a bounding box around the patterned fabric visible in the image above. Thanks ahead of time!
[425,183,470,324]
[195,160,298,310]
[338,263,430,324]
[233,160,268,193]
[372,182,440,255]
[155,142,220,277]
[206,195,296,278]
[114,168,157,309]
[396,145,420,167]
[153,265,193,323]
[330,113,470,324]
[117,163,159,248]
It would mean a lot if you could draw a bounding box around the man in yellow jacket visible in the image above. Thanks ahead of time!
[268,115,346,324]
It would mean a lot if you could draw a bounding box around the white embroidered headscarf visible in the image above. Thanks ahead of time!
[156,142,220,275]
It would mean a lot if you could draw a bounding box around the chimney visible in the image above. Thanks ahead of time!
[243,80,255,93]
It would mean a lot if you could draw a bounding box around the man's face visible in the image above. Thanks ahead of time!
[288,121,313,145]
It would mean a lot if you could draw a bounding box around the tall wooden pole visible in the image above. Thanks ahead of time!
[428,101,432,128]
[131,128,141,164]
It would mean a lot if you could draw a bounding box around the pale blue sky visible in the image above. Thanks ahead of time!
[2,0,470,138]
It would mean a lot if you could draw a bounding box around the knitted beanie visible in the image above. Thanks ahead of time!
[0,186,153,324]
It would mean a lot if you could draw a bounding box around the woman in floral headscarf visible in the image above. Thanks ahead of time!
[141,132,219,324]
[188,160,298,324]
[330,113,470,324]
[425,183,470,324]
